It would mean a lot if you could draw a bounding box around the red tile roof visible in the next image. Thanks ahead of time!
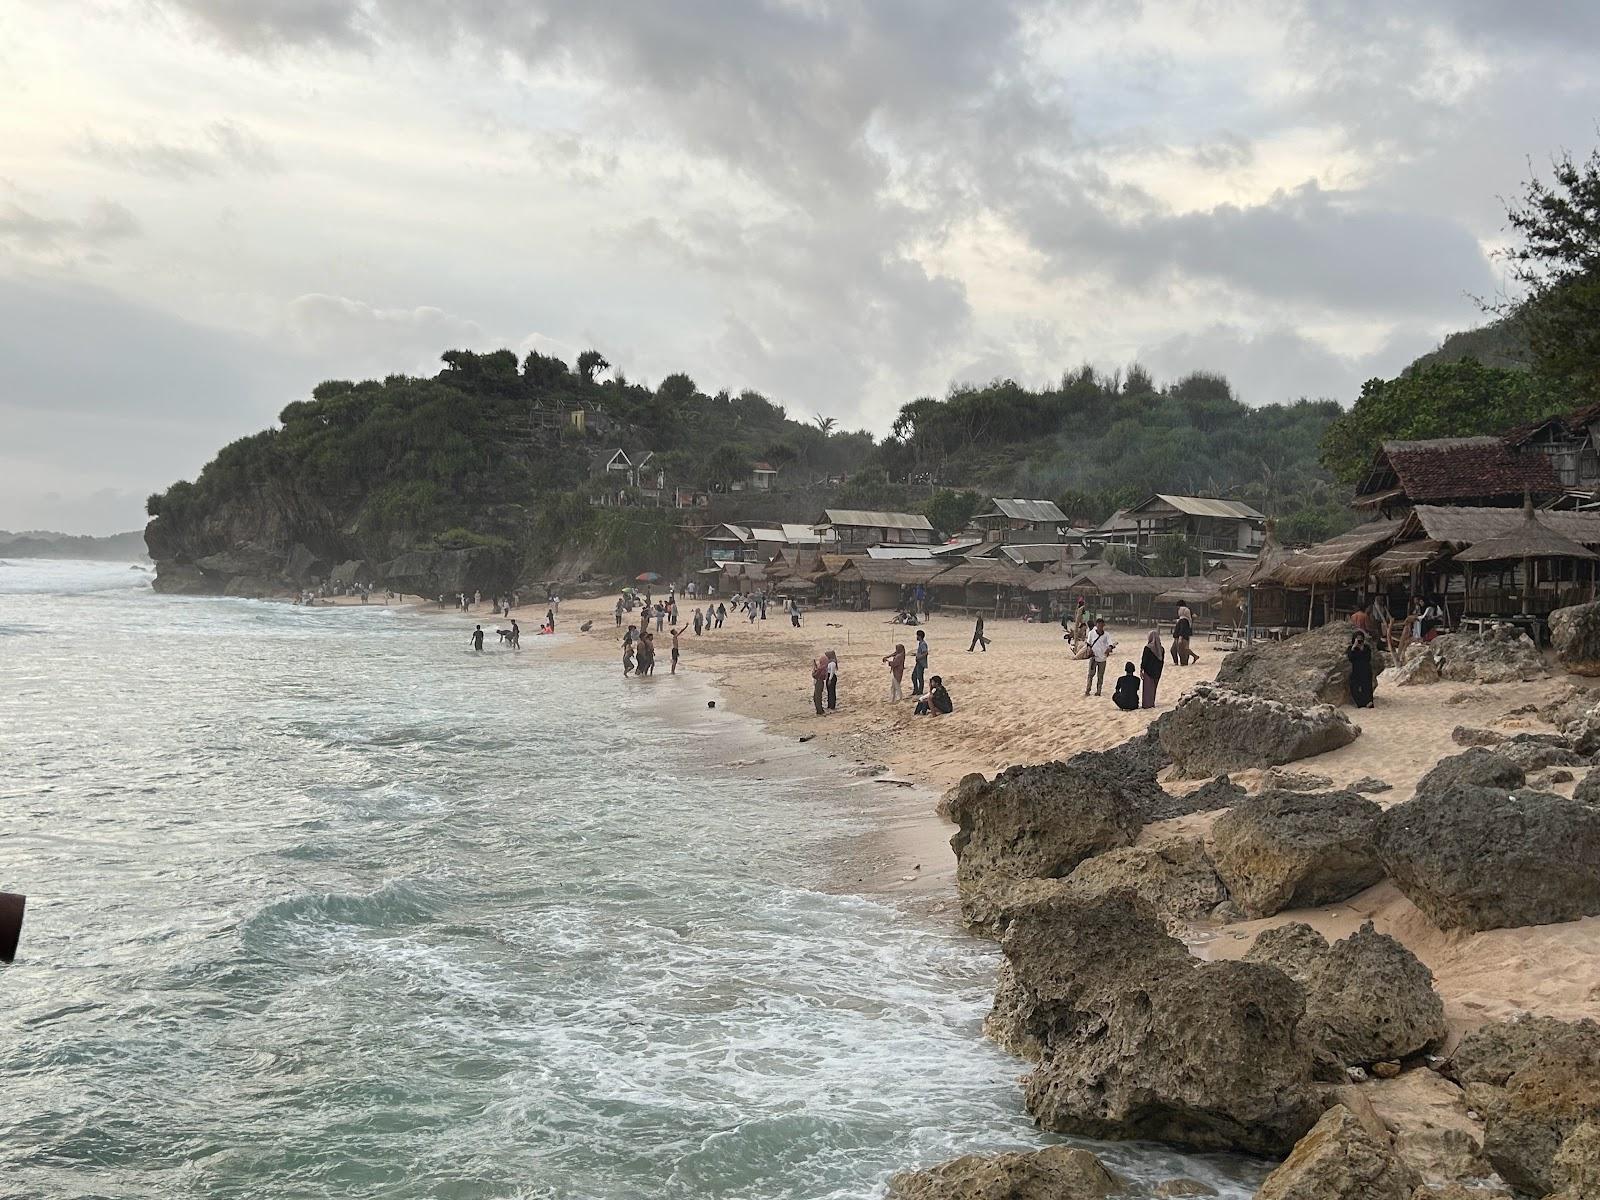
[1382,437,1559,503]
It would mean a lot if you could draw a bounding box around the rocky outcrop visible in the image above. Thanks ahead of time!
[1476,1034,1600,1195]
[884,1145,1120,1200]
[1412,748,1526,798]
[994,891,1320,1156]
[1253,1105,1420,1200]
[1062,839,1228,922]
[1575,769,1600,805]
[1375,785,1600,931]
[1245,922,1446,1069]
[1147,775,1244,821]
[1213,619,1384,707]
[1552,1120,1600,1199]
[947,760,1142,932]
[1390,627,1547,686]
[1154,684,1359,779]
[1448,1015,1600,1089]
[1551,600,1600,677]
[1210,789,1385,918]
[1065,731,1174,818]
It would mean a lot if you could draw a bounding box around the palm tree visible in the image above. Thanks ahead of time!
[813,415,837,436]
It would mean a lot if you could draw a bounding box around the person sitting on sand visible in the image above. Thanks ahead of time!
[1112,662,1141,711]
[914,675,952,716]
[882,643,906,701]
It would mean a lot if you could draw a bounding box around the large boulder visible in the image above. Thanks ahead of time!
[1448,1015,1600,1088]
[1213,620,1384,707]
[1062,839,1229,922]
[1253,1105,1421,1200]
[1146,774,1244,822]
[1551,600,1600,676]
[1553,1120,1600,1200]
[884,1145,1120,1200]
[1575,768,1600,805]
[1063,731,1174,819]
[1210,789,1385,918]
[996,891,1320,1156]
[1412,748,1526,798]
[1392,627,1547,687]
[1375,786,1600,932]
[1245,922,1446,1068]
[948,760,1142,932]
[1154,684,1360,779]
[1482,1039,1600,1194]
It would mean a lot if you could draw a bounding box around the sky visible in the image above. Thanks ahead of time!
[3,2,1599,534]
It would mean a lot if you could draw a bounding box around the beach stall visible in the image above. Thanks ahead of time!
[1259,519,1401,630]
[829,558,947,611]
[927,560,1035,615]
[1451,500,1600,631]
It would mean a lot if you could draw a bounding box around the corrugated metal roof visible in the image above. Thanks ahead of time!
[987,498,1068,523]
[865,546,941,560]
[748,526,786,541]
[1000,543,1078,566]
[1090,508,1138,534]
[780,523,822,544]
[930,538,984,557]
[1134,494,1266,520]
[820,509,935,531]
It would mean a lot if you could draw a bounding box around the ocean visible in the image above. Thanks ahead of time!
[0,559,1260,1199]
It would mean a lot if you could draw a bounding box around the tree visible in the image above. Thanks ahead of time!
[923,489,984,539]
[1101,545,1143,574]
[576,349,610,383]
[1504,145,1600,396]
[813,414,837,435]
[1151,534,1203,577]
[704,444,748,490]
[1318,360,1565,484]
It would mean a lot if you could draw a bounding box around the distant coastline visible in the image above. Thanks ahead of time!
[0,530,148,562]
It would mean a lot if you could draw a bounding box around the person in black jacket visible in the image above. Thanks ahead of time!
[1140,630,1165,708]
[1347,630,1376,708]
[1111,662,1141,711]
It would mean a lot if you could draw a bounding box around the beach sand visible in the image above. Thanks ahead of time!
[432,592,1600,1042]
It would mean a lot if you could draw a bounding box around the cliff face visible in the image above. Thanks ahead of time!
[144,481,518,599]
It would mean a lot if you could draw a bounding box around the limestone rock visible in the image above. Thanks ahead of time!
[1211,789,1385,918]
[1264,769,1337,792]
[1533,768,1576,787]
[1375,786,1600,931]
[1542,684,1599,730]
[1213,619,1385,706]
[1065,731,1175,819]
[884,1145,1119,1200]
[995,892,1319,1156]
[1153,1179,1218,1197]
[1483,1039,1600,1194]
[1363,1069,1494,1188]
[1574,768,1600,806]
[1494,736,1588,774]
[1247,922,1446,1069]
[1351,776,1394,794]
[937,772,986,822]
[1389,652,1441,687]
[1436,626,1548,684]
[1551,600,1600,677]
[1151,774,1245,821]
[1154,683,1360,779]
[1552,1120,1600,1199]
[1412,748,1526,798]
[1254,1104,1421,1200]
[1062,839,1228,921]
[1451,725,1505,748]
[948,760,1143,932]
[1448,1015,1600,1089]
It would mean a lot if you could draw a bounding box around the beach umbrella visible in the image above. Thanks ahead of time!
[635,571,662,583]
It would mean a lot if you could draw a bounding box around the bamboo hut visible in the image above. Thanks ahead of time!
[1268,519,1401,629]
[1452,499,1599,623]
[929,560,1036,615]
[1226,521,1294,632]
[830,558,947,610]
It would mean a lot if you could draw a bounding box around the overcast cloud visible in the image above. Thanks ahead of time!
[2,0,1596,533]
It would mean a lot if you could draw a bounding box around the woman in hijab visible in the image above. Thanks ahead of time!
[1347,629,1375,709]
[882,643,906,701]
[1140,629,1165,709]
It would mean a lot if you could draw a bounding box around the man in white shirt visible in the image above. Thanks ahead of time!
[1085,619,1116,697]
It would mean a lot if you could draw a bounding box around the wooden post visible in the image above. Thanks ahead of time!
[1307,583,1317,631]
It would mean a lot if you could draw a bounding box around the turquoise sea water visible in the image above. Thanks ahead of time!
[0,559,1259,1199]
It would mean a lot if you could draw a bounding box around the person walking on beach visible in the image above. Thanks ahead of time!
[1347,629,1376,708]
[790,598,803,628]
[471,625,485,652]
[716,602,726,630]
[1112,662,1141,711]
[911,629,929,696]
[811,654,829,715]
[1084,619,1115,696]
[824,649,839,711]
[1139,629,1164,709]
[883,643,906,701]
[969,613,989,652]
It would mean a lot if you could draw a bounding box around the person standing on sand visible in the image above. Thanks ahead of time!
[546,607,556,633]
[1074,596,1088,643]
[471,625,485,652]
[1139,630,1164,709]
[883,643,906,701]
[811,654,828,715]
[825,649,839,711]
[615,598,624,627]
[911,629,929,696]
[669,625,686,674]
[1347,630,1376,708]
[716,602,726,629]
[509,619,521,649]
[1112,662,1141,711]
[693,608,704,636]
[791,599,803,628]
[1084,619,1115,696]
[1172,604,1198,665]
[969,613,989,652]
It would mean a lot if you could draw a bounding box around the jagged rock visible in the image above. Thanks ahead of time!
[1552,1120,1600,1199]
[1412,748,1526,798]
[1210,789,1385,918]
[1448,1015,1600,1089]
[284,543,327,582]
[1389,652,1441,686]
[1575,768,1600,805]
[1254,1104,1421,1200]
[1264,769,1336,792]
[329,558,374,586]
[1363,1069,1495,1188]
[1066,731,1174,819]
[999,892,1320,1156]
[1154,684,1359,779]
[1246,922,1446,1068]
[1150,774,1245,821]
[1351,776,1393,794]
[936,772,986,822]
[194,545,281,579]
[1551,601,1600,677]
[1213,619,1384,706]
[1483,1038,1600,1194]
[884,1145,1120,1200]
[1436,627,1548,684]
[1375,785,1600,931]
[948,760,1141,932]
[1451,725,1505,747]
[148,562,211,594]
[380,547,503,598]
[1533,768,1576,787]
[221,574,276,597]
[1210,900,1244,924]
[1495,738,1587,774]
[1410,1184,1514,1199]
[1563,703,1600,757]
[1542,685,1598,730]
[1062,839,1228,921]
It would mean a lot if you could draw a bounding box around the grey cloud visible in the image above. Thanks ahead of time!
[83,121,281,180]
[160,0,370,51]
[0,197,140,251]
[283,293,489,372]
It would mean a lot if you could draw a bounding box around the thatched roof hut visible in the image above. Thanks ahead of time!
[1453,507,1600,565]
[1368,539,1451,581]
[1400,504,1600,548]
[1270,520,1401,587]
